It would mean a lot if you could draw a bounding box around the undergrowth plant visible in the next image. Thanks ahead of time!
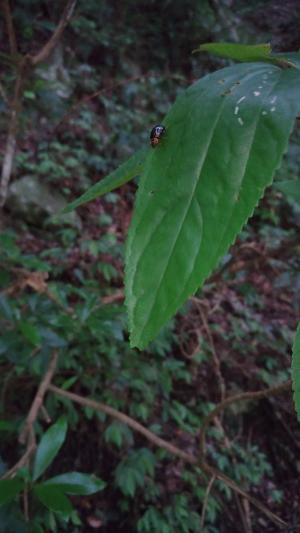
[1,30,300,531]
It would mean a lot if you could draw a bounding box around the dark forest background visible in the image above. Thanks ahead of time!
[1,1,300,531]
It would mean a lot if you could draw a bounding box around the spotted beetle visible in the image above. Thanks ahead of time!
[150,124,166,148]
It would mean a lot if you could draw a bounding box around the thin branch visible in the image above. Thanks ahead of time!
[0,79,9,105]
[197,302,226,402]
[1,0,18,55]
[212,415,251,532]
[242,497,253,533]
[1,436,35,480]
[200,474,216,532]
[49,384,287,528]
[2,352,59,480]
[201,462,286,528]
[199,380,292,459]
[0,60,26,207]
[40,405,51,424]
[0,0,76,206]
[201,381,288,529]
[49,384,194,464]
[31,0,77,66]
[19,351,59,444]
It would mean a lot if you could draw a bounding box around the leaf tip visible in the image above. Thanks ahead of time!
[129,331,148,351]
[61,201,77,214]
[60,206,71,214]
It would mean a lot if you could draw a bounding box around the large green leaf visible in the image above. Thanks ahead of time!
[43,472,106,495]
[292,323,300,421]
[0,479,24,506]
[34,485,72,515]
[33,417,67,481]
[63,147,147,213]
[126,62,300,348]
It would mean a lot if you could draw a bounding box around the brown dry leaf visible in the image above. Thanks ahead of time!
[23,271,49,292]
[7,269,49,295]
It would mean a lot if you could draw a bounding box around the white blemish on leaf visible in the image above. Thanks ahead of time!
[270,106,276,112]
[262,111,267,115]
[234,106,239,115]
[254,91,261,96]
[270,96,277,104]
[258,86,263,89]
[238,117,244,126]
[237,96,246,104]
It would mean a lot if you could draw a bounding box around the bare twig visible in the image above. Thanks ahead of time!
[197,302,226,402]
[0,0,77,207]
[31,0,77,66]
[213,416,250,532]
[202,462,286,527]
[49,384,194,463]
[200,474,216,532]
[19,351,59,444]
[0,80,9,105]
[200,384,289,529]
[0,0,20,206]
[1,434,35,480]
[0,60,26,206]
[232,492,251,533]
[198,379,291,529]
[199,379,292,459]
[242,498,253,533]
[40,405,52,424]
[49,384,287,528]
[203,401,250,531]
[214,416,230,446]
[1,0,18,55]
[2,352,59,480]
